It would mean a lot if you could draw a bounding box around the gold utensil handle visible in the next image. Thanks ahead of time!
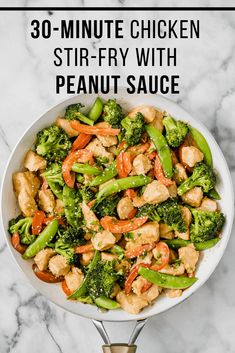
[102,344,137,353]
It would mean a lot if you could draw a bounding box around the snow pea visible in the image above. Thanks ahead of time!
[22,219,58,259]
[94,296,120,310]
[72,163,101,175]
[90,161,118,186]
[139,267,197,289]
[145,124,173,178]
[194,238,220,251]
[68,251,101,299]
[188,126,213,167]
[111,245,125,256]
[88,97,103,122]
[47,180,63,200]
[164,238,220,251]
[207,188,221,200]
[97,175,152,199]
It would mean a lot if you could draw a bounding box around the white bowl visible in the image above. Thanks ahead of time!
[1,90,234,322]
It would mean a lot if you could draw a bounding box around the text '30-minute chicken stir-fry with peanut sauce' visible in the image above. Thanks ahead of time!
[9,98,225,314]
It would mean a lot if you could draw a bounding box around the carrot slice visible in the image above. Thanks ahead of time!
[32,264,64,283]
[125,263,150,294]
[127,208,137,219]
[11,233,27,254]
[100,216,148,234]
[116,151,128,178]
[125,243,155,259]
[124,189,137,199]
[72,133,92,152]
[151,242,170,271]
[61,280,72,296]
[154,154,174,187]
[75,244,94,254]
[128,142,150,154]
[71,121,120,136]
[32,210,45,235]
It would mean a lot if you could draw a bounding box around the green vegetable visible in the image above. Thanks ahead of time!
[136,204,160,222]
[178,162,216,196]
[42,163,64,200]
[63,185,83,227]
[69,251,101,299]
[8,216,35,245]
[95,156,109,167]
[190,208,225,243]
[22,220,58,259]
[139,267,198,289]
[94,296,120,310]
[111,245,125,256]
[88,97,103,121]
[97,175,152,199]
[163,113,188,148]
[145,124,173,178]
[35,126,72,162]
[80,186,96,203]
[157,198,187,233]
[55,226,85,264]
[164,237,221,251]
[121,112,145,146]
[189,126,213,167]
[65,103,94,126]
[72,163,101,175]
[92,195,120,218]
[90,161,118,186]
[206,188,221,200]
[194,238,220,250]
[102,99,123,128]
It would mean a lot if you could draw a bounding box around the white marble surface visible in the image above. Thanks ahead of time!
[0,2,235,353]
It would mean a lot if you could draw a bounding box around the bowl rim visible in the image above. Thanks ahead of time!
[1,92,234,322]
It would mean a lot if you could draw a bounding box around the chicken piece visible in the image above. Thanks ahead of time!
[91,230,116,251]
[128,105,157,123]
[143,180,169,204]
[86,138,114,163]
[159,263,185,276]
[165,289,182,298]
[175,206,192,240]
[178,244,199,274]
[175,230,190,241]
[125,222,160,249]
[34,248,55,271]
[159,223,174,239]
[110,284,121,298]
[132,276,151,296]
[65,267,84,292]
[99,178,115,191]
[84,232,92,240]
[169,249,177,262]
[173,163,188,184]
[181,187,203,207]
[132,154,152,175]
[13,171,40,197]
[108,145,118,155]
[181,146,204,168]
[101,252,118,262]
[81,201,100,232]
[38,189,55,213]
[55,118,79,137]
[24,150,47,172]
[48,255,70,277]
[18,189,37,217]
[116,291,148,315]
[135,251,153,265]
[167,181,178,197]
[96,122,118,147]
[141,284,160,303]
[54,199,64,215]
[149,109,164,132]
[132,195,146,208]
[117,197,134,220]
[80,251,94,266]
[199,197,217,212]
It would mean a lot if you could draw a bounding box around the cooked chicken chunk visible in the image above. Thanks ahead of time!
[65,267,84,292]
[165,289,182,298]
[116,291,148,315]
[125,222,160,249]
[92,230,116,251]
[18,189,37,217]
[149,109,164,132]
[132,154,151,175]
[24,150,47,172]
[132,195,146,208]
[132,276,151,296]
[159,263,185,276]
[173,163,188,184]
[48,255,70,277]
[141,284,160,303]
[86,138,114,163]
[178,244,199,274]
[81,201,100,232]
[159,223,174,239]
[128,105,158,123]
[13,171,40,197]
[117,197,134,220]
[96,122,118,147]
[101,252,118,262]
[135,251,153,265]
[167,181,178,197]
[199,197,217,212]
[181,146,204,168]
[38,189,55,213]
[34,248,55,271]
[55,118,79,137]
[80,251,94,266]
[54,199,64,215]
[143,180,169,204]
[181,187,203,207]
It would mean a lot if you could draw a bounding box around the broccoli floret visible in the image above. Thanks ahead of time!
[55,226,86,264]
[86,260,117,300]
[190,208,225,243]
[64,103,84,120]
[8,216,35,245]
[42,163,64,200]
[80,187,95,204]
[102,99,123,128]
[163,113,188,148]
[178,162,216,196]
[92,195,120,218]
[95,156,109,166]
[136,204,161,222]
[63,185,83,227]
[121,112,145,146]
[156,198,187,233]
[35,126,72,162]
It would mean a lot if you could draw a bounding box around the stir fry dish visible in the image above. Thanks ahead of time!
[9,98,225,314]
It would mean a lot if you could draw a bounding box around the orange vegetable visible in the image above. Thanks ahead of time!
[154,154,174,187]
[116,151,128,178]
[32,210,45,235]
[72,133,92,152]
[43,216,64,225]
[125,243,155,259]
[71,121,120,136]
[124,189,137,199]
[100,216,148,234]
[128,142,150,155]
[125,263,150,294]
[32,264,64,283]
[151,242,170,271]
[75,243,94,254]
[61,280,72,296]
[141,281,152,293]
[127,208,137,219]
[11,233,27,254]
